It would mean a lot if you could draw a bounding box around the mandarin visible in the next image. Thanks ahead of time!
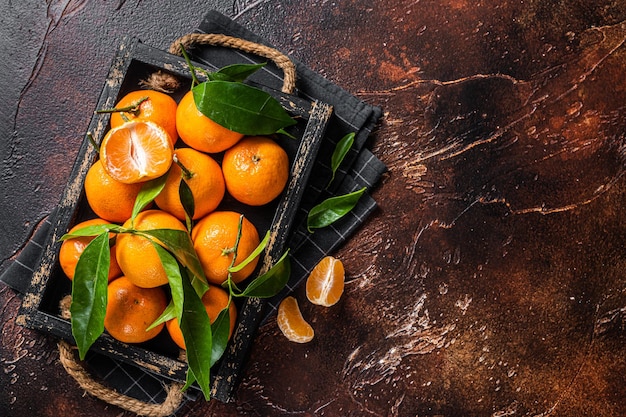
[166,285,237,350]
[191,211,260,285]
[276,296,314,343]
[84,159,144,223]
[109,89,178,146]
[104,276,167,344]
[59,218,122,281]
[154,147,225,220]
[305,256,345,307]
[115,210,187,288]
[100,120,173,184]
[221,135,289,206]
[176,90,244,154]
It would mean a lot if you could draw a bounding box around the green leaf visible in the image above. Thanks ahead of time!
[208,63,266,83]
[210,307,232,367]
[132,175,168,221]
[307,187,367,232]
[70,232,110,360]
[180,270,212,400]
[224,279,243,295]
[60,224,122,240]
[277,128,297,139]
[179,178,195,226]
[86,132,99,152]
[147,300,177,331]
[240,250,291,298]
[192,81,296,135]
[329,132,355,187]
[228,231,270,273]
[182,367,197,392]
[147,248,207,332]
[179,44,200,87]
[151,243,184,320]
[137,229,208,293]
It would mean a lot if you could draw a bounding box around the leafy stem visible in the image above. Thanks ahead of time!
[86,132,99,152]
[173,154,194,180]
[178,46,295,135]
[179,44,200,87]
[96,96,148,116]
[226,215,244,266]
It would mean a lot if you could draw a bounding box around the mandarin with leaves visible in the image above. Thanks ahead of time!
[104,276,168,344]
[166,285,237,350]
[109,89,178,146]
[154,147,225,220]
[115,209,187,288]
[59,218,122,281]
[176,90,244,154]
[191,211,260,285]
[85,159,145,223]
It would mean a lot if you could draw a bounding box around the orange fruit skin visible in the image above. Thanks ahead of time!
[84,159,145,223]
[176,90,244,154]
[305,256,345,307]
[59,218,122,281]
[116,210,188,288]
[110,89,178,146]
[100,120,173,184]
[166,285,237,350]
[154,147,225,220]
[104,276,167,344]
[221,136,290,206]
[191,211,260,285]
[277,296,314,343]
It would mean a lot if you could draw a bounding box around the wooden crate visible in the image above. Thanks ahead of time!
[17,37,332,402]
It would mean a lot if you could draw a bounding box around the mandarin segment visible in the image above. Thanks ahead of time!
[176,90,244,153]
[84,159,145,223]
[277,296,314,343]
[109,89,178,146]
[154,147,225,220]
[221,135,290,206]
[191,211,260,285]
[305,256,345,307]
[166,285,237,350]
[59,218,122,281]
[115,210,188,288]
[100,120,173,184]
[104,276,168,344]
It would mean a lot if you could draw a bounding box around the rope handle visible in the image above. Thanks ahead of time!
[168,32,297,94]
[58,296,184,416]
[58,341,184,417]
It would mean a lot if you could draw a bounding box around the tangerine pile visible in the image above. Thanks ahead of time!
[60,87,293,349]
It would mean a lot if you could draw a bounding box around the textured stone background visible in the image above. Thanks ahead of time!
[1,1,626,416]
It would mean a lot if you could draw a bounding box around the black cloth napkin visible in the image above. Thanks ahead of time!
[0,10,386,410]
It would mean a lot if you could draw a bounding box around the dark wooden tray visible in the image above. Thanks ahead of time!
[16,37,333,402]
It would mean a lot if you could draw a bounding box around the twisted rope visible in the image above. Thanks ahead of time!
[58,296,184,416]
[168,32,296,94]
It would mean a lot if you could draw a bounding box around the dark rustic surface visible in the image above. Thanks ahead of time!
[2,1,626,416]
